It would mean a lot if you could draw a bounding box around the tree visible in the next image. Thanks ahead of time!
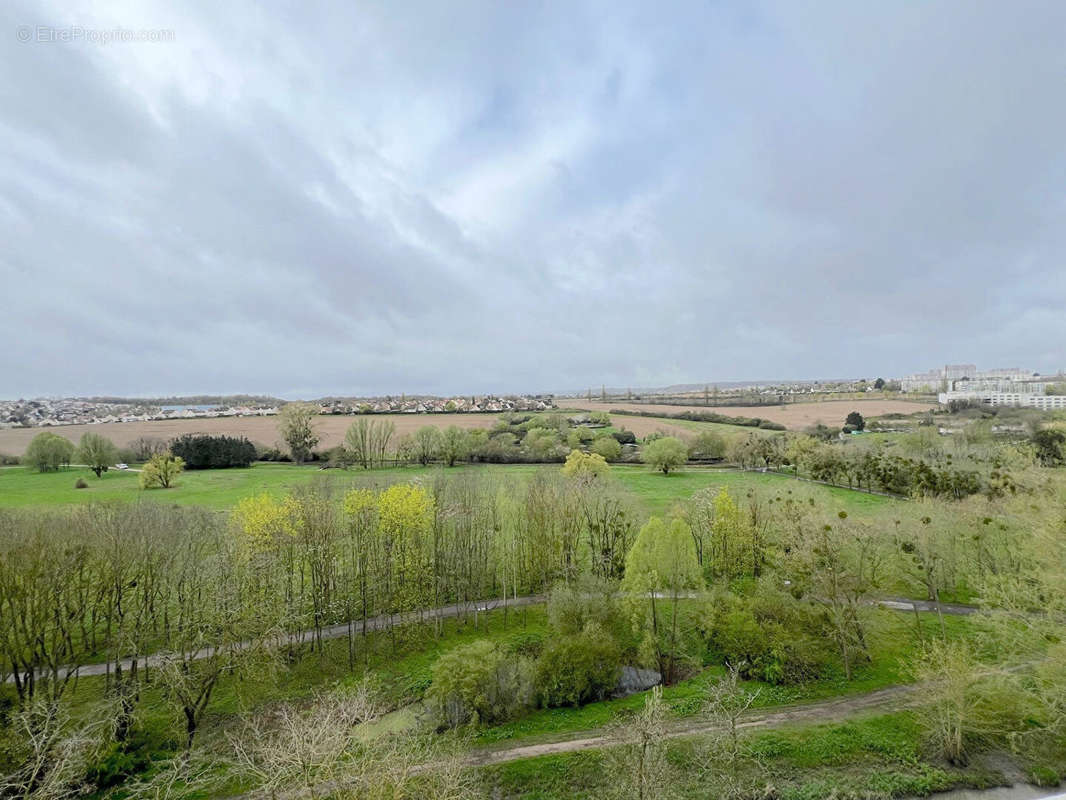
[394,434,417,466]
[413,426,441,465]
[439,425,468,467]
[426,640,533,727]
[562,449,609,480]
[345,418,395,469]
[23,432,74,472]
[129,436,168,461]
[604,686,672,800]
[3,697,119,799]
[169,433,256,469]
[873,377,886,389]
[702,663,760,789]
[1030,428,1065,466]
[139,453,184,489]
[591,436,622,461]
[709,488,752,580]
[788,512,883,680]
[622,517,703,683]
[536,623,621,707]
[277,403,320,464]
[230,682,382,798]
[910,640,1023,766]
[642,436,687,475]
[844,411,865,431]
[74,432,118,477]
[688,430,726,461]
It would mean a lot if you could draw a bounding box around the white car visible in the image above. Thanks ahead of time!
[115,463,129,470]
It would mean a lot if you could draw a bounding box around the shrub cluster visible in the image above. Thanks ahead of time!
[707,585,834,684]
[427,583,632,729]
[170,434,257,469]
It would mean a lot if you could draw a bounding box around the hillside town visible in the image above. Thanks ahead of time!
[0,394,557,429]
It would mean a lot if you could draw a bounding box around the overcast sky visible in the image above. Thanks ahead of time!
[2,1,1064,399]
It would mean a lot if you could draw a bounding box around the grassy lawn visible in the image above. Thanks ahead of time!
[612,466,892,516]
[481,711,998,800]
[475,608,973,744]
[0,463,890,515]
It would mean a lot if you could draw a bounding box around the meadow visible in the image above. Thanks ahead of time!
[0,461,891,515]
[1,410,1063,800]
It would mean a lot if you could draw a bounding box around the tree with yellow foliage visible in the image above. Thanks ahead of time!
[139,453,184,489]
[342,488,379,665]
[376,484,433,650]
[561,449,609,481]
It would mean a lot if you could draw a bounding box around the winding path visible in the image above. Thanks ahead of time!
[7,594,976,683]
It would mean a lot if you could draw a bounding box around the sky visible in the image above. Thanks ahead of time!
[2,1,1065,399]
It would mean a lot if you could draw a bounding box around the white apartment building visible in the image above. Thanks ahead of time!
[902,364,1037,393]
[939,390,1066,410]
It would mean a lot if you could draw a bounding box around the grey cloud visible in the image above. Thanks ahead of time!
[2,0,1064,397]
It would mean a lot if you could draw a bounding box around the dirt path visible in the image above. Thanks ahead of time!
[6,594,974,683]
[468,684,915,765]
[6,594,545,682]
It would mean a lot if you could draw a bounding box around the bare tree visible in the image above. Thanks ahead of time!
[700,663,760,792]
[604,686,674,800]
[230,681,383,799]
[0,697,118,800]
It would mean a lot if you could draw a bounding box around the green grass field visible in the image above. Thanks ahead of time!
[0,462,892,515]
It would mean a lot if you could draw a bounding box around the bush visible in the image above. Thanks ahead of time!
[612,430,637,445]
[426,640,534,728]
[546,582,623,637]
[708,586,833,684]
[1031,428,1066,466]
[129,436,168,461]
[322,445,354,468]
[688,430,726,460]
[74,478,89,489]
[139,453,184,489]
[170,433,257,469]
[23,432,74,472]
[590,436,622,461]
[1028,766,1060,788]
[535,624,621,707]
[254,444,291,462]
[562,449,609,479]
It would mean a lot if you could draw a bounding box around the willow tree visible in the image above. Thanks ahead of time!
[622,516,703,683]
[74,432,118,477]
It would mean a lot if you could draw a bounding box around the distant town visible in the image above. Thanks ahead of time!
[2,364,1064,431]
[0,394,557,430]
[902,364,1066,411]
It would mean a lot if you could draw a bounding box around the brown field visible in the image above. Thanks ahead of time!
[571,398,936,430]
[0,400,915,456]
[0,410,711,457]
[0,414,500,456]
